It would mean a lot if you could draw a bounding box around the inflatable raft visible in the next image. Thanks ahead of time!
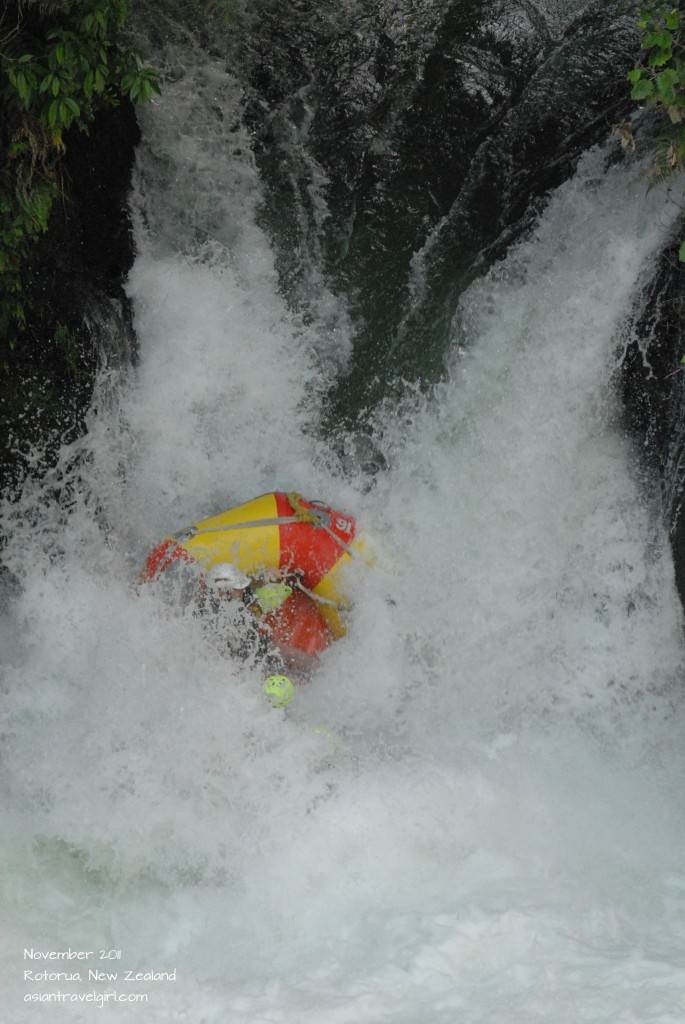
[142,492,365,638]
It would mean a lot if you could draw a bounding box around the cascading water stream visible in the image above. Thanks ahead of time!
[1,17,685,1024]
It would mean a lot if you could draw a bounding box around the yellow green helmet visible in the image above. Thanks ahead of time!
[263,674,295,708]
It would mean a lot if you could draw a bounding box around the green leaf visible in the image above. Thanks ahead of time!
[14,72,28,103]
[51,76,61,96]
[650,48,673,67]
[657,68,680,94]
[48,98,59,126]
[64,96,80,117]
[658,67,679,86]
[666,10,680,31]
[645,29,673,50]
[632,79,656,100]
[55,43,65,64]
[627,68,643,83]
[18,53,33,64]
[679,240,685,263]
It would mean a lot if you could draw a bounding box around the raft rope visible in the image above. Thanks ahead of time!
[287,492,357,559]
[292,579,341,608]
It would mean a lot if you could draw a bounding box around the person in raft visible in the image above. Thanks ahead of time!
[205,561,335,707]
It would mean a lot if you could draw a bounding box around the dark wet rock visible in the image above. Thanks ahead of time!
[621,218,685,612]
[242,0,640,424]
[0,102,140,495]
[390,0,639,368]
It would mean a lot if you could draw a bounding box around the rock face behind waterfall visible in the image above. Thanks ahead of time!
[621,222,685,613]
[242,0,639,419]
[0,102,139,494]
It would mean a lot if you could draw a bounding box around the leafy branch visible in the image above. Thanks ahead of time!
[0,0,160,350]
[628,4,685,256]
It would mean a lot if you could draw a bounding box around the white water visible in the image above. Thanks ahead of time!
[2,49,685,1024]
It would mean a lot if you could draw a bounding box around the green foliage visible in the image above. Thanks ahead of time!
[630,5,685,278]
[629,6,685,154]
[0,0,160,348]
[2,1,159,142]
[629,5,684,114]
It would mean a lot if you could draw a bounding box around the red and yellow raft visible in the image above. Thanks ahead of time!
[142,491,366,637]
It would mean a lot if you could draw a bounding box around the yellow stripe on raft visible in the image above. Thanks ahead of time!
[313,535,369,638]
[182,493,281,576]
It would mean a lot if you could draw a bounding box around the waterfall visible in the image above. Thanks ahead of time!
[2,4,685,1021]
